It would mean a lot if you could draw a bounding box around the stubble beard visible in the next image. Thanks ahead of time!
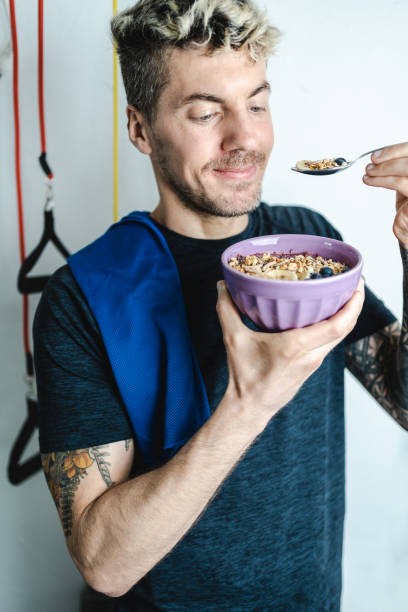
[153,142,266,219]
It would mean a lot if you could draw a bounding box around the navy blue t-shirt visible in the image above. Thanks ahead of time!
[33,203,397,611]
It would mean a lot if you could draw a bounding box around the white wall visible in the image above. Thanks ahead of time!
[0,1,407,610]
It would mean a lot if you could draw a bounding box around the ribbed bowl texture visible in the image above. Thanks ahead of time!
[221,234,363,331]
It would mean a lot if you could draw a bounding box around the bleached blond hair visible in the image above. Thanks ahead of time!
[111,0,281,124]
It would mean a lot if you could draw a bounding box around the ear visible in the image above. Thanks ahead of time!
[126,105,153,155]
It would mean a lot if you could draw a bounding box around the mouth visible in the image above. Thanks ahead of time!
[212,165,257,180]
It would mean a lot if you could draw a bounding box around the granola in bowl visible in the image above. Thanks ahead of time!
[228,252,349,281]
[221,233,363,330]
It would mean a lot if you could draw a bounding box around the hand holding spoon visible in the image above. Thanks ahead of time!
[291,146,386,175]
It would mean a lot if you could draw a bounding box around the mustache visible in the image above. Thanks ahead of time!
[204,150,266,172]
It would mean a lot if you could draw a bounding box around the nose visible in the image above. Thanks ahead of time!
[220,109,260,153]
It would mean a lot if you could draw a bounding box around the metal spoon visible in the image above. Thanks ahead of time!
[291,146,385,175]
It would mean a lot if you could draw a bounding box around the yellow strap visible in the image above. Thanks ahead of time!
[113,0,119,222]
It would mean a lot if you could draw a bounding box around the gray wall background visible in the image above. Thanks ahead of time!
[1,1,407,610]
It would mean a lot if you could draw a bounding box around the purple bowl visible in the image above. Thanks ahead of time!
[221,234,363,331]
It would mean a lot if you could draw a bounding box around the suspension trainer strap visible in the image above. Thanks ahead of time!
[37,0,52,179]
[9,0,30,354]
[16,0,70,296]
[8,0,67,485]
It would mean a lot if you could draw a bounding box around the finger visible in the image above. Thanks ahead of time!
[365,157,408,177]
[363,174,408,197]
[308,276,365,359]
[284,278,365,351]
[393,208,408,246]
[356,276,365,293]
[371,142,408,164]
[315,276,364,347]
[216,280,246,332]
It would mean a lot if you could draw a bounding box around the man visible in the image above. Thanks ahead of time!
[34,1,408,610]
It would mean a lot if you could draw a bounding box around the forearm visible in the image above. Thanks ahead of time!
[73,391,269,597]
[346,246,408,428]
[389,245,408,422]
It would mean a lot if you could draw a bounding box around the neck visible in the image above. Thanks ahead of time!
[149,204,250,240]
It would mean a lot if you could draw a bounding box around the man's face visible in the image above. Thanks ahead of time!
[147,46,274,219]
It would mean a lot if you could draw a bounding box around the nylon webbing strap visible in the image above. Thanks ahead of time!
[17,0,70,297]
[37,0,53,180]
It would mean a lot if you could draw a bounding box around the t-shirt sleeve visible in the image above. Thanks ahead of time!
[306,210,397,344]
[33,265,135,454]
[298,206,398,343]
[269,205,398,343]
[344,284,397,345]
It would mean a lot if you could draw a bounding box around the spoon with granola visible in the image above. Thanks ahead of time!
[292,146,385,175]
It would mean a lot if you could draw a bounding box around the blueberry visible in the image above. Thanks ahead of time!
[320,267,334,277]
[310,273,322,279]
[334,157,347,166]
[341,267,349,273]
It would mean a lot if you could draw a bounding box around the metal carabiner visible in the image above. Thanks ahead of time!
[24,373,38,402]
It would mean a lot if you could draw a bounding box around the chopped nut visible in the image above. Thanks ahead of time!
[244,255,258,266]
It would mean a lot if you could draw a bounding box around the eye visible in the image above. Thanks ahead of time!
[198,113,214,122]
[250,106,266,113]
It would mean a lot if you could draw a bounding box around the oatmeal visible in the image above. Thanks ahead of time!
[228,252,349,280]
[295,157,348,171]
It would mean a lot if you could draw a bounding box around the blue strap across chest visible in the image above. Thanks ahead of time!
[68,211,211,463]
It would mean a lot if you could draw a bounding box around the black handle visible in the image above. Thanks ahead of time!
[7,397,42,485]
[17,210,70,295]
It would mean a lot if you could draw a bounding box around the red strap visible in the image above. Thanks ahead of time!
[9,0,30,356]
[38,0,45,155]
[9,0,25,264]
[38,0,53,178]
[10,0,56,358]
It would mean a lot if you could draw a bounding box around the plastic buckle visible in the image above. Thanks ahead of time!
[24,374,38,402]
[44,178,54,212]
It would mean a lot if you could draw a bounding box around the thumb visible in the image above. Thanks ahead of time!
[216,280,245,332]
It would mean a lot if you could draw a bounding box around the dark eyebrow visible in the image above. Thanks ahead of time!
[250,81,271,98]
[177,80,271,108]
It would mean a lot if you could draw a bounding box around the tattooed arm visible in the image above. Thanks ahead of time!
[345,247,408,429]
[41,441,133,538]
[39,392,271,598]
